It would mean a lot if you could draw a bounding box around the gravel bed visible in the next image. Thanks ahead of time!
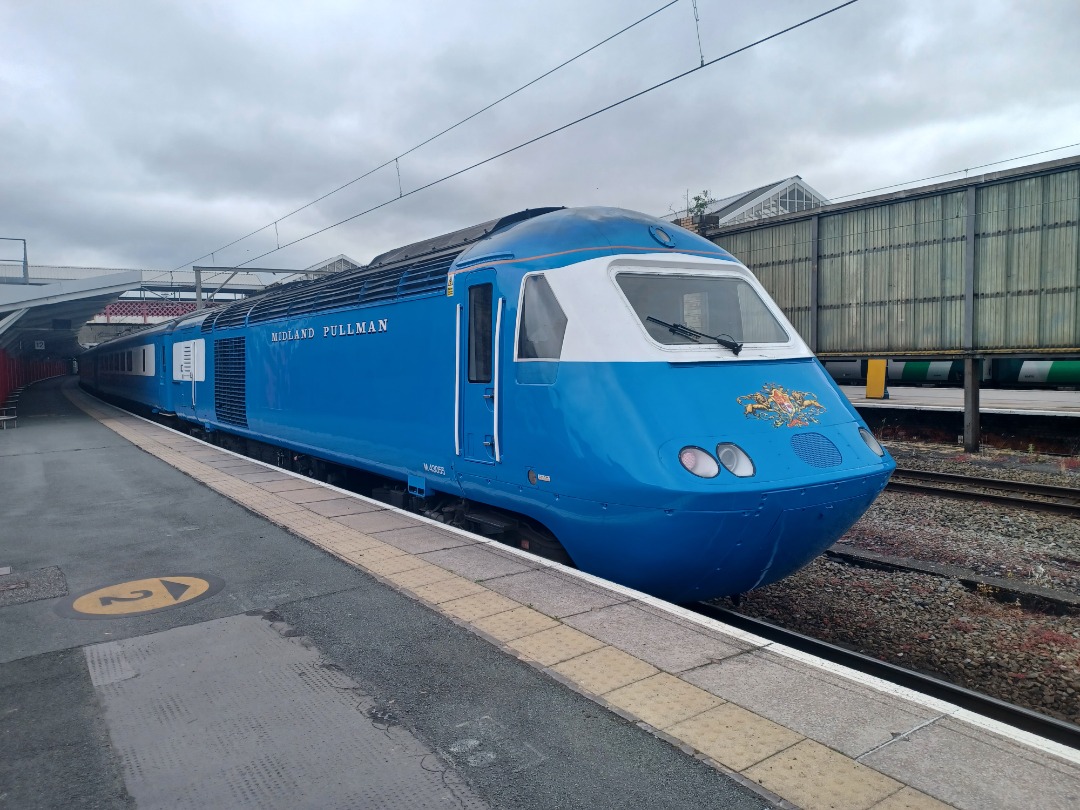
[887,440,1080,488]
[724,559,1080,724]
[850,441,1080,594]
[722,440,1080,723]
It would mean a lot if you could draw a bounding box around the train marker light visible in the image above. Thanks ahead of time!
[859,428,885,457]
[679,446,719,478]
[715,443,755,477]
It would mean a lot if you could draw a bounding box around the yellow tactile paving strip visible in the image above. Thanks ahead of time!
[67,387,955,810]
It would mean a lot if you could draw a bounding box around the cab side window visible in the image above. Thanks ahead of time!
[468,284,493,383]
[516,275,568,360]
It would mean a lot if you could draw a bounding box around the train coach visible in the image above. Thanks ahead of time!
[824,358,1080,388]
[81,206,895,602]
[81,321,175,413]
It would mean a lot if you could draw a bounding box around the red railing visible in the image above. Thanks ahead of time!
[0,349,69,406]
[97,301,201,322]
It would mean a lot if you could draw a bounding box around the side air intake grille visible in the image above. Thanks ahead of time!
[790,433,842,468]
[214,337,247,427]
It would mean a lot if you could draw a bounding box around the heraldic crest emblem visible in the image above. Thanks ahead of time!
[737,383,826,428]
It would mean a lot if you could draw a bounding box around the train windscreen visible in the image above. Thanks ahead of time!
[615,272,788,346]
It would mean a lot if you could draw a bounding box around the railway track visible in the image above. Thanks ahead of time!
[889,467,1080,517]
[690,602,1080,750]
[823,544,1080,612]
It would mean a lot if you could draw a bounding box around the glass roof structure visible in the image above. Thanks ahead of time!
[677,176,829,227]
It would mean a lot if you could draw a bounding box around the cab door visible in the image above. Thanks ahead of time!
[458,271,504,466]
[157,340,169,409]
[172,336,204,419]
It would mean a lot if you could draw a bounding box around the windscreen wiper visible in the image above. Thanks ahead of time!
[646,316,742,355]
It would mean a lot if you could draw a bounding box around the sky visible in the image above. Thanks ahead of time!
[2,0,1079,274]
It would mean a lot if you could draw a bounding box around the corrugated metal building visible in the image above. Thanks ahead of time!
[708,155,1080,358]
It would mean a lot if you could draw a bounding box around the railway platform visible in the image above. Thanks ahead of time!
[2,377,1079,810]
[841,385,1080,417]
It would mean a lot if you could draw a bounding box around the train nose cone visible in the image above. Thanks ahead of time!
[681,475,890,601]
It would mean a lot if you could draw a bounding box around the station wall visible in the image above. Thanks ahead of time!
[711,158,1080,357]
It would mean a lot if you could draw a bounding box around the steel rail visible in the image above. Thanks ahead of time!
[894,467,1080,499]
[823,545,1080,611]
[689,602,1080,750]
[889,468,1080,517]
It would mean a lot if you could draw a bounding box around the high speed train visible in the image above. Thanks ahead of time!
[81,206,895,602]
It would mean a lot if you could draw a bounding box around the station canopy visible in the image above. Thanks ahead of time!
[678,176,830,227]
[0,259,338,361]
[0,272,143,361]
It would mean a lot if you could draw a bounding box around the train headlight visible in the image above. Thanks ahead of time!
[715,443,755,477]
[678,446,719,478]
[859,427,885,457]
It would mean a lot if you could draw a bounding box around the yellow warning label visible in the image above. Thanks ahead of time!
[446,275,455,297]
[71,576,212,616]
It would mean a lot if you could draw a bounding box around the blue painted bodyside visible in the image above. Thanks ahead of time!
[462,357,891,600]
[80,207,894,602]
[237,300,459,491]
[81,324,172,413]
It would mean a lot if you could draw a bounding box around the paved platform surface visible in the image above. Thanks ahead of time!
[0,379,769,810]
[3,377,1079,809]
[841,385,1080,417]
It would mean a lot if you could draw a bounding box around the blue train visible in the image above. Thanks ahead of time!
[80,207,895,602]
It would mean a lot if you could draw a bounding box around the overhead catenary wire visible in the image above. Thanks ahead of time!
[168,0,681,274]
[829,141,1080,202]
[653,140,1080,235]
[224,0,864,271]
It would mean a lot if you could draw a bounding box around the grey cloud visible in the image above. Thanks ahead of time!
[2,0,1078,271]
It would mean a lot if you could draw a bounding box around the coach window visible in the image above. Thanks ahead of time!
[468,283,493,383]
[126,351,132,372]
[517,275,567,360]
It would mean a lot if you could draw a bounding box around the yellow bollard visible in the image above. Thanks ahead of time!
[866,359,888,399]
